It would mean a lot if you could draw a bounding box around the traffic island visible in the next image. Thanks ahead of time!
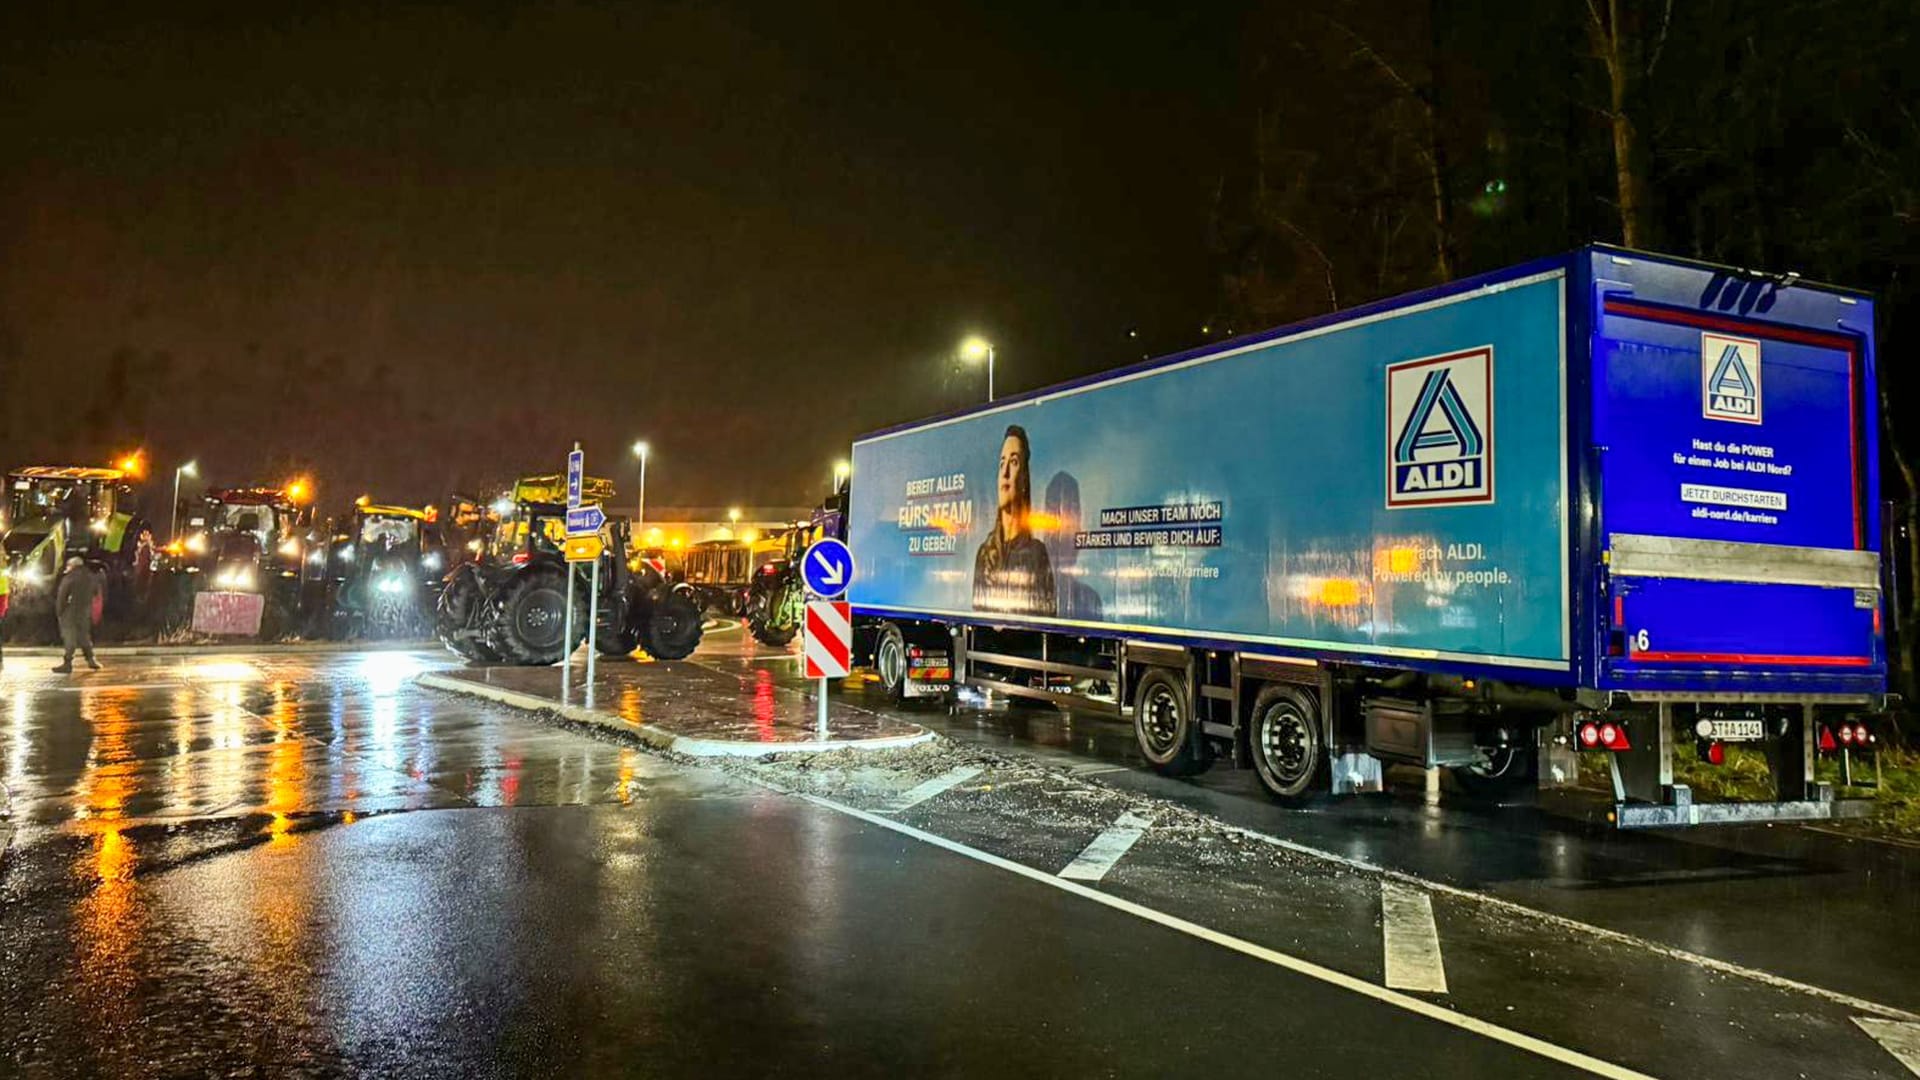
[418,659,935,757]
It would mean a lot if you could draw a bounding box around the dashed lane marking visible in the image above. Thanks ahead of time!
[794,788,1655,1080]
[1058,810,1154,882]
[1381,882,1449,994]
[885,766,983,813]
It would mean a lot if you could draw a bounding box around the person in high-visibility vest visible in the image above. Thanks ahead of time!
[0,565,10,672]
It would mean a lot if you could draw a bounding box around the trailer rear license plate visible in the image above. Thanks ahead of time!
[1703,718,1765,742]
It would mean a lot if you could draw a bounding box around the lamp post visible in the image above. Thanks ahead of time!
[631,441,650,541]
[171,460,198,541]
[833,460,850,492]
[960,336,995,402]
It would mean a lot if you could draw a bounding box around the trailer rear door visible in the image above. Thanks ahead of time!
[1589,254,1882,693]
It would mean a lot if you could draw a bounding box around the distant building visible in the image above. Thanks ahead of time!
[633,506,813,551]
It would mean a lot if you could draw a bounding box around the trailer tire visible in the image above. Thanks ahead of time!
[1133,668,1211,777]
[874,623,910,704]
[1248,684,1326,802]
[1449,744,1538,801]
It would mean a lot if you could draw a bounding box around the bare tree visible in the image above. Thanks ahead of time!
[1584,0,1670,247]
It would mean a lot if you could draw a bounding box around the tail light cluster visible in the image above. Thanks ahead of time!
[1574,718,1633,752]
[1818,721,1875,754]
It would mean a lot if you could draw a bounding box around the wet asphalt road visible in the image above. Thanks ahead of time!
[1,636,1917,1078]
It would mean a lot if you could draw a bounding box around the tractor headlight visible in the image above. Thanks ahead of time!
[215,567,257,591]
[339,545,354,562]
[278,538,301,557]
[422,552,442,572]
[308,550,326,566]
[185,533,207,554]
[377,575,405,595]
[18,566,43,586]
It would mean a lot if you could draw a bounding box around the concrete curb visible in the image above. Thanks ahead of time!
[416,672,936,757]
[5,639,435,658]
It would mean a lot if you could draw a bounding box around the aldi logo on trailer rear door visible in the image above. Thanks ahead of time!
[1701,332,1762,424]
[1386,346,1494,508]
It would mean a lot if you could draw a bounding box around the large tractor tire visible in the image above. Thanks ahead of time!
[497,570,585,665]
[436,568,502,663]
[745,581,798,647]
[643,589,704,660]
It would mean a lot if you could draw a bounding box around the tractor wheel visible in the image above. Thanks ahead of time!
[644,590,704,660]
[497,570,584,666]
[745,586,796,647]
[436,568,500,662]
[596,622,641,658]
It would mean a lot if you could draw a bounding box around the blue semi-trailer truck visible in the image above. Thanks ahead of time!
[839,245,1886,827]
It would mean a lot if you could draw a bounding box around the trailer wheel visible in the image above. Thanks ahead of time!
[1449,743,1538,801]
[874,623,910,704]
[1248,684,1326,802]
[1133,668,1211,776]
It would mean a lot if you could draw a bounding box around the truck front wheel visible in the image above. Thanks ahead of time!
[1133,668,1211,777]
[1248,684,1326,802]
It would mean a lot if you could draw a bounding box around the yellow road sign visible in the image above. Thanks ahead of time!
[563,535,605,563]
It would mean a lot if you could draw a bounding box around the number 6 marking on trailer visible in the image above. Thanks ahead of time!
[1633,629,1650,654]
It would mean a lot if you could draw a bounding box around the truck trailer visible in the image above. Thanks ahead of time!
[842,246,1886,827]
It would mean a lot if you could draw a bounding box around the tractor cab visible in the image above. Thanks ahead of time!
[1,463,159,642]
[329,499,447,638]
[176,485,316,590]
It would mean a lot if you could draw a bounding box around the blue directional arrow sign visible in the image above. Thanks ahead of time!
[565,503,606,537]
[566,449,584,508]
[801,537,855,598]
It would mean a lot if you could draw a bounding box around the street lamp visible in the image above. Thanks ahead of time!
[631,441,650,540]
[171,460,198,541]
[960,336,995,402]
[833,460,850,491]
[728,507,741,526]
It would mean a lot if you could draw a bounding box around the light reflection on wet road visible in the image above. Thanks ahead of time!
[3,642,1917,1078]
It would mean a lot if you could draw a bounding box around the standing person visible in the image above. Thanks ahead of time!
[53,555,101,674]
[0,566,10,673]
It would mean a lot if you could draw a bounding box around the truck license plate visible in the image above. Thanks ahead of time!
[1704,718,1765,742]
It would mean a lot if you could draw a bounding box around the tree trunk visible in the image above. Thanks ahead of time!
[1588,0,1648,248]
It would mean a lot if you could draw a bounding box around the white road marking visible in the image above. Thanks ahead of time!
[886,765,982,813]
[1380,882,1449,994]
[1059,810,1154,882]
[1856,1018,1920,1076]
[795,788,1655,1080]
[1206,818,1920,1024]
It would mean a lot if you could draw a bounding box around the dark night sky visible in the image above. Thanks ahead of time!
[0,1,1243,512]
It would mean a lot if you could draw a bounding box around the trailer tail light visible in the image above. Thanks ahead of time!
[1575,719,1631,751]
[511,552,532,565]
[908,646,922,658]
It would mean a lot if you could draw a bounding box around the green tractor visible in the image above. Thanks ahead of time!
[435,474,703,664]
[744,487,847,647]
[1,463,163,644]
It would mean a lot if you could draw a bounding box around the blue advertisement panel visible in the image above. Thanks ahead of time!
[850,272,1571,671]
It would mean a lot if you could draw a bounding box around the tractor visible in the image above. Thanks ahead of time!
[324,499,448,639]
[744,487,846,646]
[0,463,163,644]
[164,483,322,639]
[435,473,702,664]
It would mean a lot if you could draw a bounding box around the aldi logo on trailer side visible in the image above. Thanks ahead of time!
[1701,332,1762,424]
[1386,346,1494,508]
